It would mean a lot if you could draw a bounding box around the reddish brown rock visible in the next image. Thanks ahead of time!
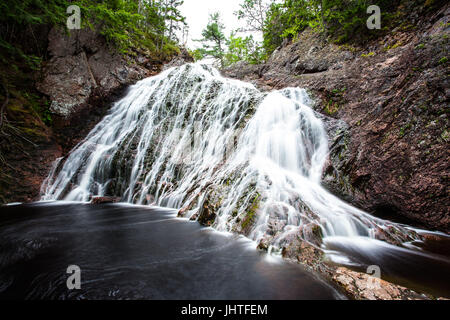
[91,196,120,205]
[332,267,427,300]
[279,235,434,300]
[37,27,151,119]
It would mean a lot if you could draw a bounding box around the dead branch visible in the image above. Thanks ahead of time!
[0,79,9,133]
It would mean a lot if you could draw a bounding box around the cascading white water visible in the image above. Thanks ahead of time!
[42,63,418,248]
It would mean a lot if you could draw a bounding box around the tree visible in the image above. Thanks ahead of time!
[0,0,187,69]
[190,48,205,61]
[261,0,402,54]
[235,0,274,33]
[262,0,321,54]
[224,33,262,66]
[195,13,227,67]
[159,0,187,42]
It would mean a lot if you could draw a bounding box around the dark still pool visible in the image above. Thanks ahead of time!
[0,202,343,300]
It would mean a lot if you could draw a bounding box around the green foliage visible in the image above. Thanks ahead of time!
[415,43,425,49]
[195,13,227,67]
[261,0,411,55]
[190,49,206,61]
[263,0,322,54]
[80,1,143,53]
[162,41,181,57]
[278,0,320,40]
[20,91,52,126]
[322,0,372,44]
[0,0,68,26]
[224,33,264,66]
[75,0,186,56]
[0,0,186,64]
[325,100,339,115]
[196,12,265,67]
[262,2,287,54]
[160,0,187,42]
[235,0,272,33]
[0,0,69,68]
[224,0,272,65]
[384,41,403,51]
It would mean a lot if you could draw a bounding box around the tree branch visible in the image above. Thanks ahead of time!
[0,79,9,133]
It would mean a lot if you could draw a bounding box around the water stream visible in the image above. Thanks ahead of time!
[34,63,450,297]
[0,203,343,299]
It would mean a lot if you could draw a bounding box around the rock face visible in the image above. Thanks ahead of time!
[37,28,151,118]
[162,47,195,70]
[222,4,450,232]
[317,113,353,203]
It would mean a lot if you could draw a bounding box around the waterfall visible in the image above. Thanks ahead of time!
[41,63,418,249]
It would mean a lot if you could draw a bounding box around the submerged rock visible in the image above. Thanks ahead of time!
[197,195,217,227]
[91,196,120,205]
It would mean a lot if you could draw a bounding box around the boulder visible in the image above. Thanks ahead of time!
[91,196,120,205]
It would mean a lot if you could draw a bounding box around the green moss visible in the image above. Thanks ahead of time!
[311,224,323,239]
[325,100,339,115]
[384,41,403,51]
[338,44,359,53]
[415,43,425,50]
[399,123,412,138]
[419,105,428,112]
[20,91,52,126]
[361,52,375,58]
[332,87,347,96]
[241,193,260,231]
[381,132,391,144]
[439,57,448,64]
[441,130,449,142]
